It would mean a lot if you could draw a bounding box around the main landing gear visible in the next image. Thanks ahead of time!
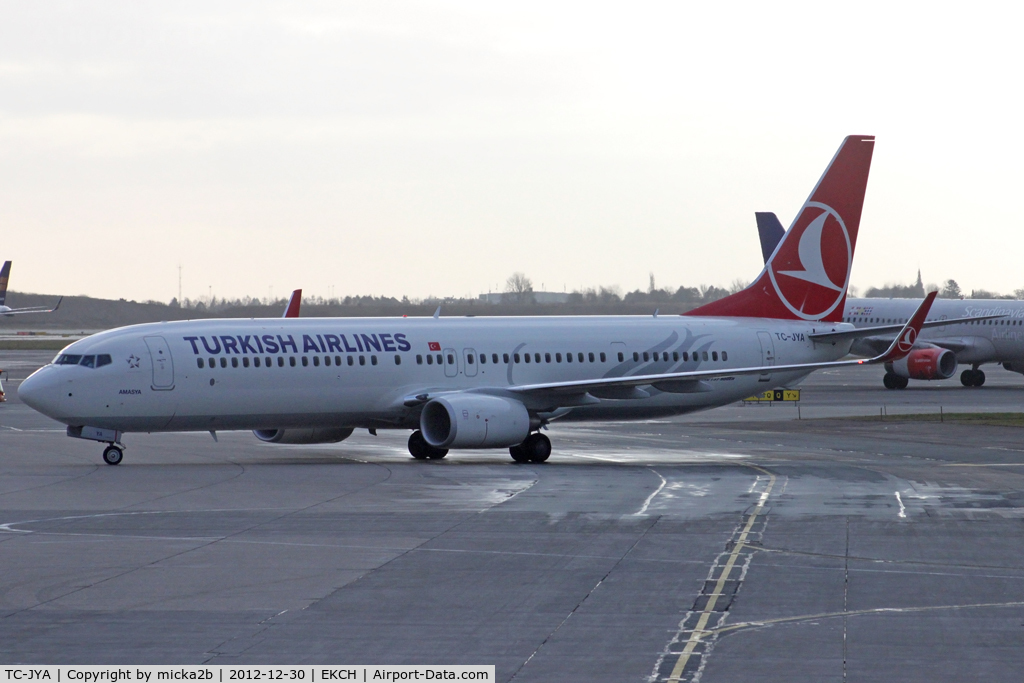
[883,372,909,390]
[407,430,448,460]
[961,367,986,387]
[510,433,551,464]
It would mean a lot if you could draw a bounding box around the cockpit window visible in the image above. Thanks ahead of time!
[96,354,112,367]
[80,355,96,368]
[54,353,112,368]
[56,354,83,365]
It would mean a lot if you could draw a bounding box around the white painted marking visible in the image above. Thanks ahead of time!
[634,469,667,515]
[895,491,906,518]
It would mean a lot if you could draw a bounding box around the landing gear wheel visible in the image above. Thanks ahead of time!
[523,433,552,463]
[894,375,909,389]
[102,445,123,466]
[426,447,449,460]
[961,369,986,387]
[509,444,530,463]
[408,431,429,460]
[883,372,898,390]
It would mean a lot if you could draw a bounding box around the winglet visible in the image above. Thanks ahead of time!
[755,212,785,264]
[51,296,62,313]
[0,261,10,307]
[870,291,937,364]
[283,289,302,318]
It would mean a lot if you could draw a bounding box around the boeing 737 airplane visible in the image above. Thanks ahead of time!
[0,261,62,316]
[755,212,1018,389]
[19,135,937,466]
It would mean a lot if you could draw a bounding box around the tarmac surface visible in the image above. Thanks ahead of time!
[3,350,1024,680]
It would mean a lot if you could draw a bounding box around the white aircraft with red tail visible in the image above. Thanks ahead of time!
[20,135,937,465]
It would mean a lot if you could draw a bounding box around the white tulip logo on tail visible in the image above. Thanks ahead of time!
[767,202,852,320]
[897,327,917,354]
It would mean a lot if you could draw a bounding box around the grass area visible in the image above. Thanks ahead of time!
[0,339,73,350]
[848,412,1024,427]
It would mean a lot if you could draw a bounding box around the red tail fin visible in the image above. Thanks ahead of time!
[686,135,874,322]
[283,289,302,318]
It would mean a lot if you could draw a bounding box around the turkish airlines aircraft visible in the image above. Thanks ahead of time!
[0,261,62,316]
[19,135,936,466]
[755,212,1014,389]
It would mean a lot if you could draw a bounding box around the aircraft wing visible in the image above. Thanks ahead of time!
[502,292,937,398]
[807,313,1003,345]
[2,297,62,315]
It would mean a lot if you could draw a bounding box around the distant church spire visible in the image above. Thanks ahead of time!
[913,269,924,296]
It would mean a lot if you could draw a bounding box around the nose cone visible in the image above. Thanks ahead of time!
[18,367,63,419]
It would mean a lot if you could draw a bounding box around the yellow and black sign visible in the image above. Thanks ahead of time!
[743,389,800,402]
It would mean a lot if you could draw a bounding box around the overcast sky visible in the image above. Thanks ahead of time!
[2,2,1022,302]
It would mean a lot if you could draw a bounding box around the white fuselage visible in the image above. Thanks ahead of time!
[845,298,1024,365]
[20,315,851,434]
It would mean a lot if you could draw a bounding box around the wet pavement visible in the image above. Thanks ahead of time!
[2,350,1024,680]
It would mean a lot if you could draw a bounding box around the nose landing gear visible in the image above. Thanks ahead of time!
[102,444,124,465]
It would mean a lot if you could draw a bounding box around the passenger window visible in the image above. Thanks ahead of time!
[555,353,562,362]
[503,353,509,363]
[395,355,401,365]
[545,353,551,363]
[567,352,573,363]
[324,356,330,366]
[578,353,584,362]
[197,358,204,369]
[702,351,709,361]
[446,354,454,365]
[348,356,354,366]
[426,355,433,365]
[673,352,679,361]
[479,354,486,364]
[417,355,423,365]
[643,352,649,362]
[683,352,688,362]
[335,356,341,365]
[359,356,366,366]
[254,357,261,367]
[372,355,378,365]
[632,352,639,362]
[312,356,319,367]
[232,357,239,368]
[243,357,250,368]
[588,352,595,362]
[289,357,296,367]
[302,357,309,367]
[278,357,284,367]
[514,354,521,363]
[221,358,228,368]
[493,354,499,363]
[97,354,112,367]
[436,354,443,364]
[468,354,475,364]
[617,352,624,362]
[722,351,728,361]
[209,358,216,368]
[524,354,531,363]
[712,351,718,361]
[600,352,606,362]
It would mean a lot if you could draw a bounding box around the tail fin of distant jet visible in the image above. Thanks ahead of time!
[0,261,10,307]
[755,212,785,265]
[686,135,874,322]
[283,289,302,318]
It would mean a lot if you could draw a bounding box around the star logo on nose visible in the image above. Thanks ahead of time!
[127,354,140,369]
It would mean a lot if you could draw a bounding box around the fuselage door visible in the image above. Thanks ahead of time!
[463,348,478,377]
[443,347,459,378]
[756,331,775,382]
[144,335,175,390]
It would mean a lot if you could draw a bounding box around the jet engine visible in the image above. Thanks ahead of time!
[889,348,957,380]
[420,394,530,449]
[253,428,354,444]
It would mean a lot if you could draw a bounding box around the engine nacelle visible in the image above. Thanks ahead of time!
[889,348,957,380]
[253,428,354,444]
[420,394,530,449]
[1003,361,1024,376]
